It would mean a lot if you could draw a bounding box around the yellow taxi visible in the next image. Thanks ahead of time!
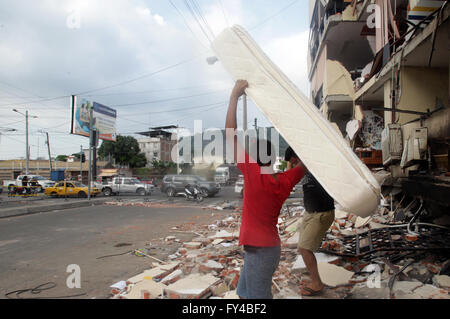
[45,181,101,198]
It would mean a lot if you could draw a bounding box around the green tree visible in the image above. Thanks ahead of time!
[98,135,147,168]
[279,160,288,172]
[56,155,68,162]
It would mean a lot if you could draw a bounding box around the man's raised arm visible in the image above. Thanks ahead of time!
[225,80,248,163]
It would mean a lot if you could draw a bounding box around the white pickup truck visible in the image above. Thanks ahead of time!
[3,175,56,193]
[97,177,155,196]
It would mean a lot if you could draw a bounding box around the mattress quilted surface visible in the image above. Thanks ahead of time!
[212,25,380,217]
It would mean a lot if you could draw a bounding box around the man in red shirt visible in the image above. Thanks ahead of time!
[226,80,304,299]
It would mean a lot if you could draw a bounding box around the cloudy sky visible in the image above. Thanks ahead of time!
[0,0,310,160]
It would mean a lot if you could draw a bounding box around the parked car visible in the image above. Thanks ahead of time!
[98,177,154,196]
[3,175,55,193]
[161,175,220,198]
[45,181,100,198]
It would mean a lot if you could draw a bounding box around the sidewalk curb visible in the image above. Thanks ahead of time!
[0,198,110,219]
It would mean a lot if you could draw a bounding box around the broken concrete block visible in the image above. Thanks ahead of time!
[212,239,224,245]
[183,242,203,250]
[318,262,355,287]
[337,219,347,227]
[433,275,450,288]
[349,282,390,299]
[212,281,229,296]
[369,222,386,230]
[224,272,240,289]
[340,229,354,236]
[127,270,156,285]
[200,260,224,272]
[392,281,423,295]
[355,216,371,228]
[161,269,183,285]
[292,253,339,272]
[406,265,432,283]
[124,279,165,299]
[223,290,240,299]
[110,281,127,295]
[274,287,302,299]
[192,237,213,245]
[335,210,349,219]
[164,273,221,299]
[165,236,176,242]
[128,262,181,283]
[159,262,181,272]
[208,230,235,241]
[397,284,450,299]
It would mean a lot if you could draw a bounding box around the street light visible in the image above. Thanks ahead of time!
[12,109,38,175]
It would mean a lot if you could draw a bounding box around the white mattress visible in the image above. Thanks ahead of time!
[212,25,380,217]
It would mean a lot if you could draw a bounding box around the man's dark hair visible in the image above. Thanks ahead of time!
[256,139,274,167]
[284,146,299,162]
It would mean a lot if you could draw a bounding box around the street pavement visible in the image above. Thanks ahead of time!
[0,187,240,299]
[0,185,303,299]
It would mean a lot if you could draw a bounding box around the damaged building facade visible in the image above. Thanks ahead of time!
[308,0,449,220]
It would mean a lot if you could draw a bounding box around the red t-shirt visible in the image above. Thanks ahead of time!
[237,151,304,247]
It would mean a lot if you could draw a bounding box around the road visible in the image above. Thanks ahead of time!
[0,184,303,299]
[0,187,239,299]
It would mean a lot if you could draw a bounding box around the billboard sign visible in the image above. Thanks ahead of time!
[71,96,117,142]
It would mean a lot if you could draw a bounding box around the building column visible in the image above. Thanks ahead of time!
[384,79,393,125]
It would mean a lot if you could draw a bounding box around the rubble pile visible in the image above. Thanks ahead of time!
[108,202,450,299]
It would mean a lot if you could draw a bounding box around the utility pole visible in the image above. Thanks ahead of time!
[45,132,52,172]
[80,145,83,182]
[13,109,37,174]
[88,106,93,200]
[25,111,29,174]
[176,125,180,175]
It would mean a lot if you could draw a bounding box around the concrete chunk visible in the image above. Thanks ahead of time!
[183,242,203,250]
[397,284,450,299]
[392,281,423,295]
[355,216,371,228]
[433,275,450,288]
[223,290,240,299]
[292,253,339,272]
[318,262,354,287]
[161,269,183,285]
[164,273,220,299]
[201,260,224,272]
[208,230,235,240]
[124,279,165,299]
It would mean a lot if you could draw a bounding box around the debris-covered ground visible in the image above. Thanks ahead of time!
[106,199,450,299]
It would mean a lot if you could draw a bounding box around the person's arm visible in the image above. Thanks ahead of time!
[225,80,248,163]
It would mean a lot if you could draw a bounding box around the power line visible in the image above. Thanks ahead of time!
[218,0,230,26]
[168,0,210,50]
[109,89,227,108]
[75,56,199,96]
[190,0,216,39]
[79,83,224,98]
[184,0,214,44]
[250,0,301,30]
[119,100,227,117]
[0,95,69,107]
[118,102,226,133]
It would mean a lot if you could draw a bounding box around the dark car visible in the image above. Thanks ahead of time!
[161,175,220,198]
